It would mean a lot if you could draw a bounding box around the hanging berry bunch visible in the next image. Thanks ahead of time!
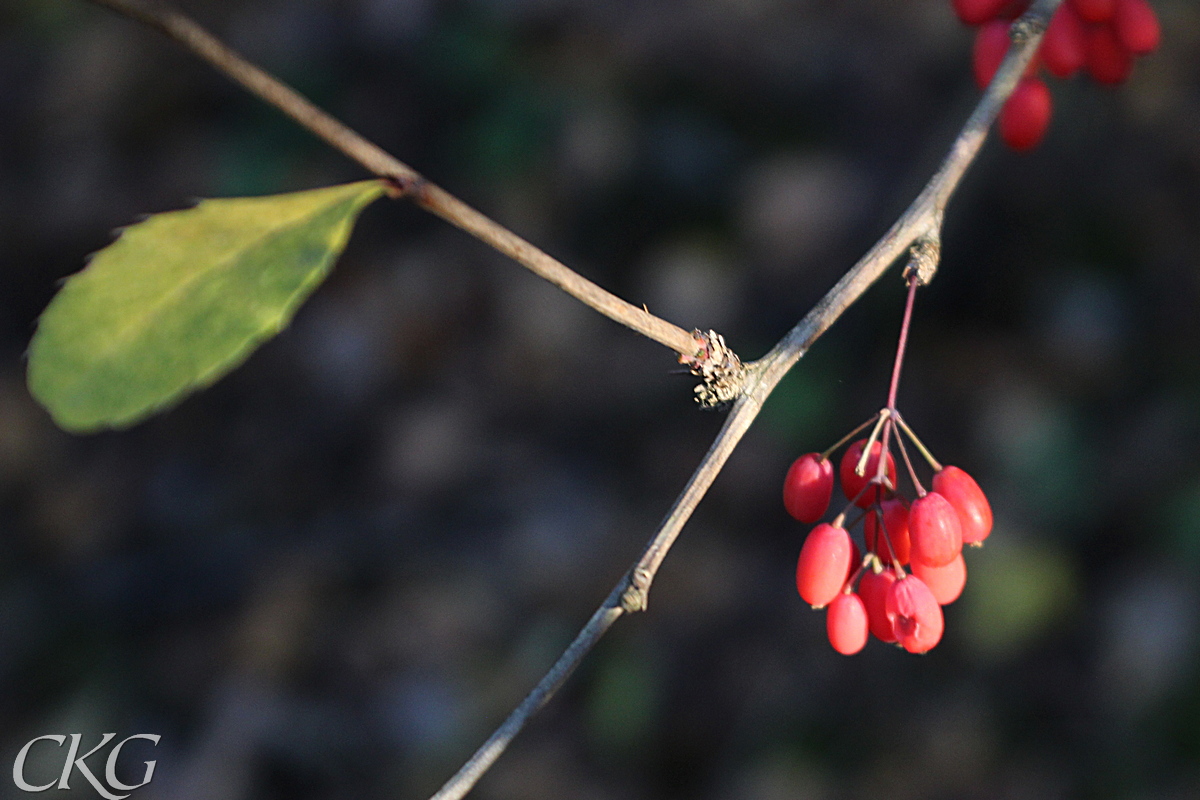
[952,0,1161,150]
[782,270,993,655]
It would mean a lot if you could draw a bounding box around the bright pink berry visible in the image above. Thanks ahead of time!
[1113,0,1160,55]
[864,498,911,566]
[908,491,964,568]
[932,465,993,545]
[1071,0,1116,23]
[952,0,1009,25]
[886,575,945,654]
[839,439,897,508]
[1041,3,1087,78]
[1086,23,1135,84]
[973,21,1011,89]
[796,523,854,609]
[999,78,1053,151]
[911,553,968,605]
[826,592,869,655]
[783,453,834,523]
[859,569,898,643]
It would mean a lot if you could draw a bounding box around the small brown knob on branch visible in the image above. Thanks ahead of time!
[680,329,745,408]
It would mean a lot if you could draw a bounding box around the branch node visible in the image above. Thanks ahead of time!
[383,174,428,200]
[1012,3,1052,40]
[620,567,653,613]
[903,235,941,287]
[681,330,745,409]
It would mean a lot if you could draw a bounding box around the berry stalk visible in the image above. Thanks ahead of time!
[893,425,929,497]
[895,413,944,473]
[873,274,920,493]
[821,413,884,461]
[886,275,920,413]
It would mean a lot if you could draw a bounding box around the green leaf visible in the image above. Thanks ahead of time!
[28,179,387,433]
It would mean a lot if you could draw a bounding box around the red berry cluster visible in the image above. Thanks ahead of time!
[784,431,992,655]
[782,275,993,655]
[953,0,1161,150]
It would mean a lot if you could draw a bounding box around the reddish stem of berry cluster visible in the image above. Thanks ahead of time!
[955,0,1160,151]
[781,278,994,655]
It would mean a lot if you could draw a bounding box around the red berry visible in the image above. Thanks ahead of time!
[1114,0,1160,55]
[1041,3,1087,78]
[864,498,911,566]
[952,0,1009,25]
[1071,0,1116,23]
[839,439,897,508]
[911,553,968,605]
[826,592,869,655]
[973,20,1011,89]
[783,453,834,523]
[796,523,854,609]
[932,465,994,545]
[908,491,964,568]
[997,0,1032,19]
[1086,23,1134,84]
[999,78,1053,151]
[886,575,945,654]
[859,569,898,643]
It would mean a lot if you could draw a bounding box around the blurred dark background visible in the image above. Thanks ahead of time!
[2,0,1200,798]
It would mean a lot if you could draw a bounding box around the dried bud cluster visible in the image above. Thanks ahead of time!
[682,329,745,408]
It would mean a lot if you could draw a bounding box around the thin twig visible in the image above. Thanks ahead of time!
[84,0,701,359]
[82,1,1061,797]
[430,584,627,799]
[430,395,760,800]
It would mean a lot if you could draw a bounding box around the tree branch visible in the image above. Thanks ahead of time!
[84,0,702,359]
[83,0,1061,797]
